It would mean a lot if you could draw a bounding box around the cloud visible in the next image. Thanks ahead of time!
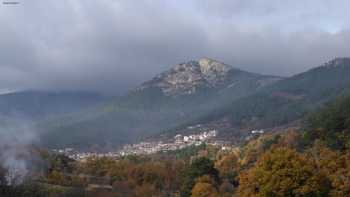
[0,0,350,94]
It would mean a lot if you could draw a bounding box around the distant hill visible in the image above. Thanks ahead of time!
[39,58,281,149]
[172,58,350,139]
[0,91,106,121]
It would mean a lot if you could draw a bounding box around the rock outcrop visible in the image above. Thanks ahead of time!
[138,58,235,96]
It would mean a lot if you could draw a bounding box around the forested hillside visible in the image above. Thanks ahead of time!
[303,93,350,149]
[39,58,280,149]
[181,58,350,133]
[38,58,350,149]
[2,93,350,196]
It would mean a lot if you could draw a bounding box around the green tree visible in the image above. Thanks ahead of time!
[304,94,350,150]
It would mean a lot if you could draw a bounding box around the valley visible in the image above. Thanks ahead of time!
[2,57,350,197]
[2,2,350,196]
[1,57,349,151]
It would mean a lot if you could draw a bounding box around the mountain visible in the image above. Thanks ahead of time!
[136,58,233,97]
[170,57,350,141]
[136,58,279,97]
[40,58,281,149]
[116,58,282,111]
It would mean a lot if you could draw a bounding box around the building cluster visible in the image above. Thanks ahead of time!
[251,129,265,134]
[244,129,266,141]
[52,148,119,161]
[53,130,219,161]
[119,130,218,156]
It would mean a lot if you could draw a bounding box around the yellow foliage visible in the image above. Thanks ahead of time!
[306,143,350,196]
[237,148,331,197]
[47,170,66,185]
[215,153,239,179]
[191,182,219,197]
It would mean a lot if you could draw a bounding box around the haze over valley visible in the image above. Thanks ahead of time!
[1,1,350,196]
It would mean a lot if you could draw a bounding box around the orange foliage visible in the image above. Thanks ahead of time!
[238,148,331,196]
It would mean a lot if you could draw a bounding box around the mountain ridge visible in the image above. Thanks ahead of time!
[39,58,281,149]
[135,58,281,97]
[163,57,350,141]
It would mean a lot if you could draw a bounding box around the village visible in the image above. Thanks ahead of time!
[52,127,267,161]
[119,129,218,156]
[53,129,229,161]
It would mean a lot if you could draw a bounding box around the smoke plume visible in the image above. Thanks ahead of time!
[0,120,38,185]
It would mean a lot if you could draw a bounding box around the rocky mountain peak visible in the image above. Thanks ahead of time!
[198,58,232,84]
[137,58,235,96]
[134,58,276,97]
[198,57,231,76]
[323,57,350,68]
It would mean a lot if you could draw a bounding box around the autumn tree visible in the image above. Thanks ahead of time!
[47,170,66,185]
[219,179,235,197]
[215,153,239,181]
[134,183,158,197]
[78,156,116,177]
[191,176,219,197]
[180,157,219,197]
[237,148,331,197]
[307,143,350,196]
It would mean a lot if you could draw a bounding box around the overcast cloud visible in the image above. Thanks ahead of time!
[0,0,350,94]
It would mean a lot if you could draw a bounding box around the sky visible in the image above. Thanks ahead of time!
[1,0,350,94]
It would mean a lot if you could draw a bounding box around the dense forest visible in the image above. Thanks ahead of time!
[1,94,350,196]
